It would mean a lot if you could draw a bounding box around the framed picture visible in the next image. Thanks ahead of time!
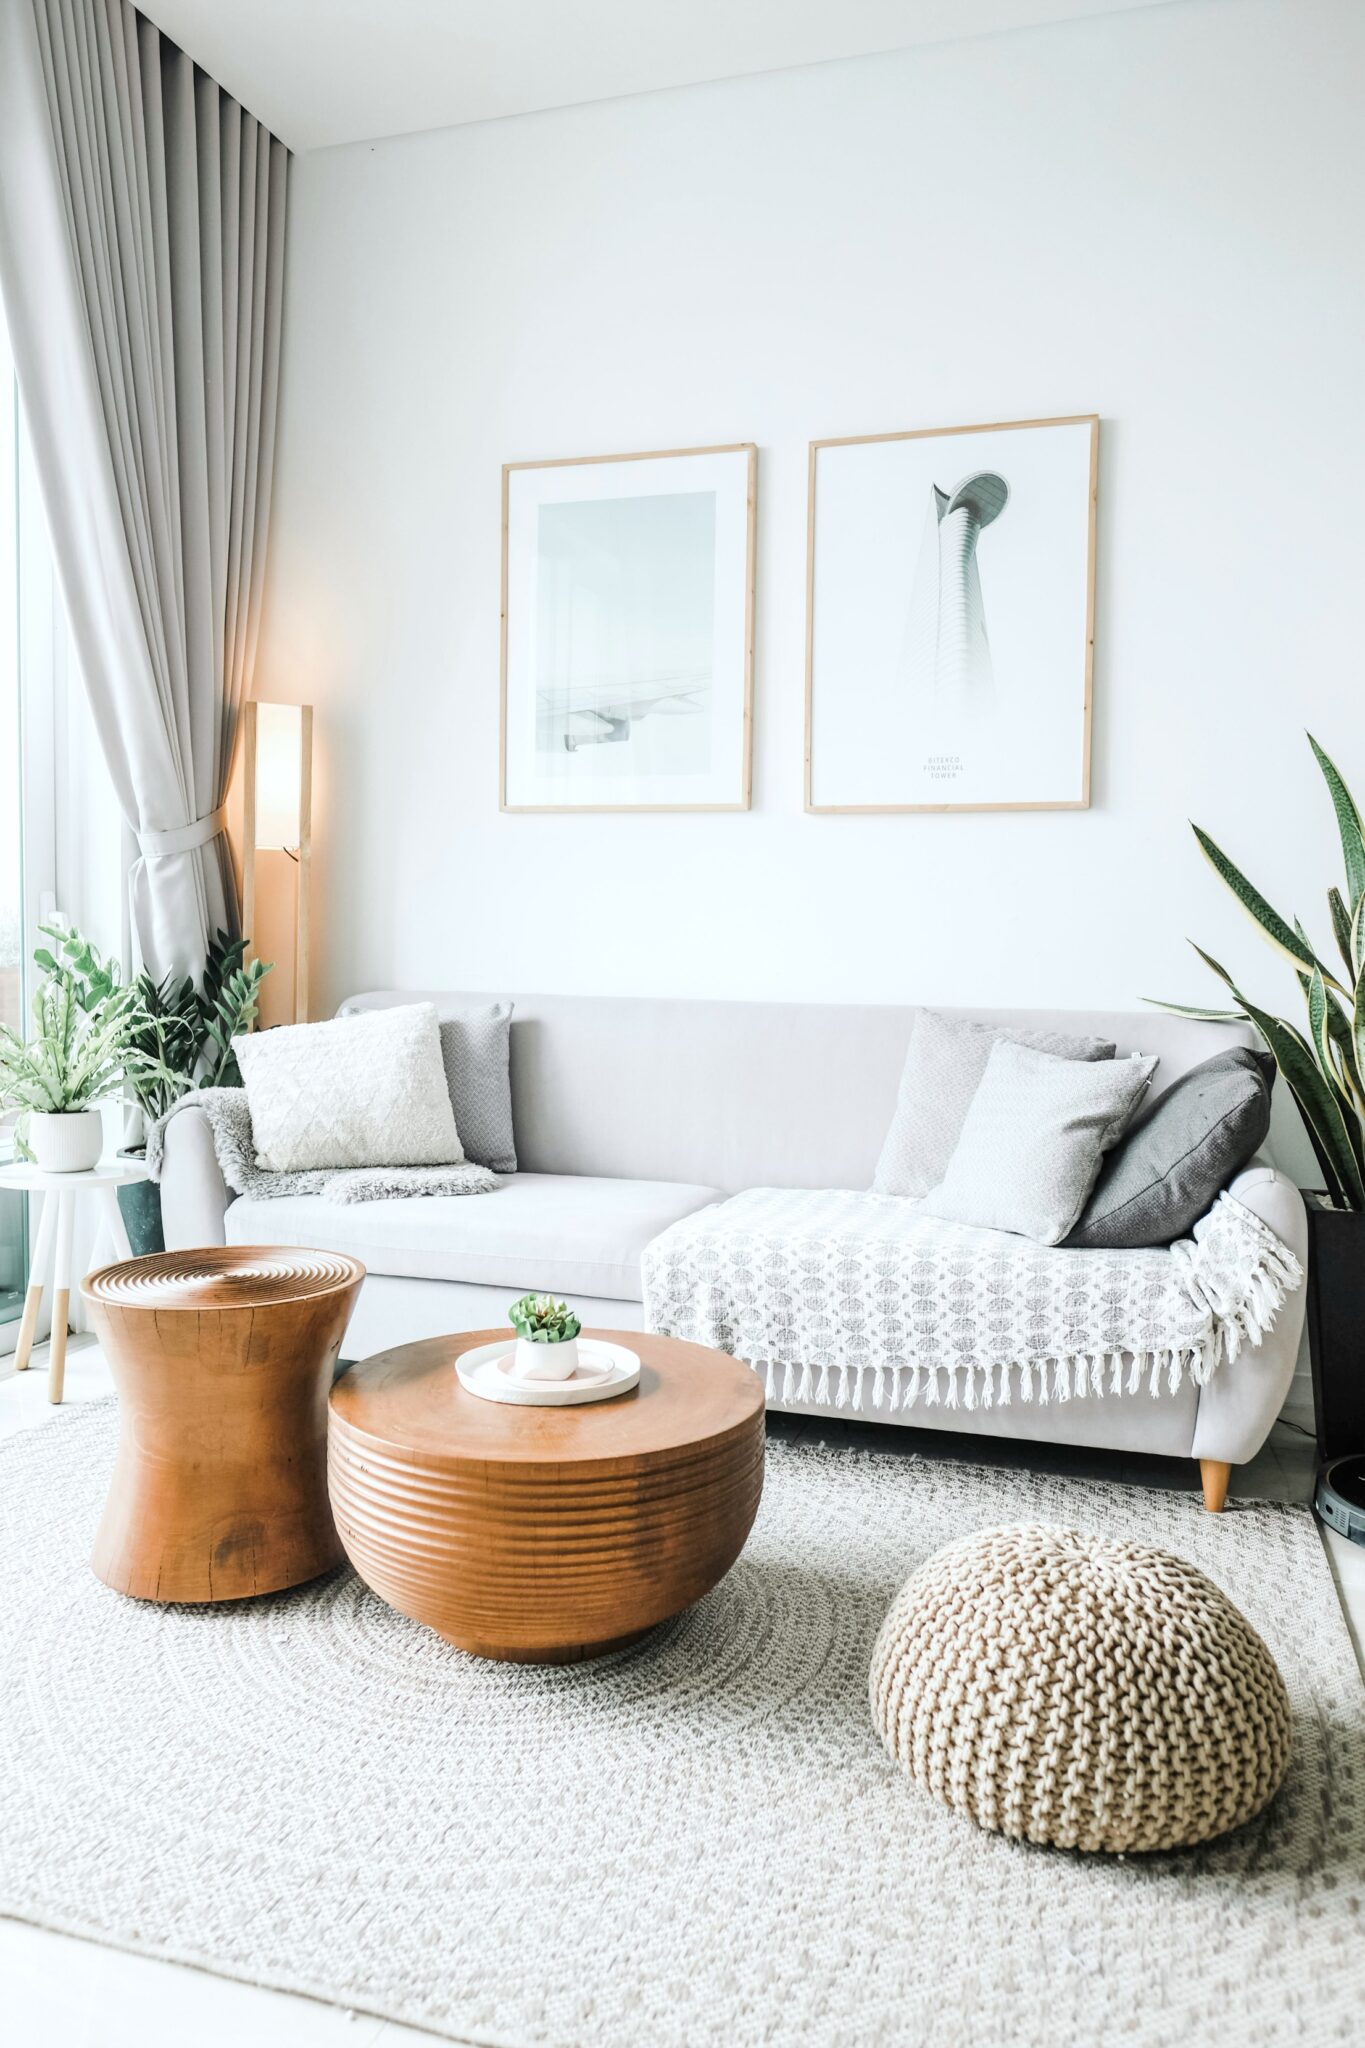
[501,443,756,811]
[805,414,1098,812]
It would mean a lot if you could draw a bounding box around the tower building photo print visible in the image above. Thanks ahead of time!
[805,416,1097,811]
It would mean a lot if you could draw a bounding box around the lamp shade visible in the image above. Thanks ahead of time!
[253,702,306,849]
[241,700,313,1027]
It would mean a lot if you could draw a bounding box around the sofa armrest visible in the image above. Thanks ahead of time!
[1190,1158,1310,1464]
[158,1104,231,1250]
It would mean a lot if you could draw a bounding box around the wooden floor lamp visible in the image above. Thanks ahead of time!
[241,701,312,1026]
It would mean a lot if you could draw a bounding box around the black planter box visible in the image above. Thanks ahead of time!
[1305,1197,1365,1462]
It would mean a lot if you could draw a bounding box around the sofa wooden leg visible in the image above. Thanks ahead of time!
[1199,1459,1231,1513]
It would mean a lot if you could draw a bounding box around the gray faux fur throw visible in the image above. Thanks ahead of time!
[146,1089,497,1203]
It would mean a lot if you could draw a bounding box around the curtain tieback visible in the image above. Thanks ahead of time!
[137,806,228,858]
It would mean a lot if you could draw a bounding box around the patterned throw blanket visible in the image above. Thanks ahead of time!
[642,1187,1303,1412]
[146,1090,497,1203]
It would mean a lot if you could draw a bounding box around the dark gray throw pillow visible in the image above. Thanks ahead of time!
[1064,1046,1273,1250]
[438,1005,516,1174]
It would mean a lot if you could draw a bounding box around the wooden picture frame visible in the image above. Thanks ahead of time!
[500,442,757,813]
[804,414,1099,813]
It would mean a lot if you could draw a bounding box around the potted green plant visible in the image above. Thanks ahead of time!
[116,932,272,1252]
[1152,733,1365,1481]
[0,922,172,1173]
[508,1292,582,1381]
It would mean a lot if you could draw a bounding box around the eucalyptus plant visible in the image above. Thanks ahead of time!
[124,931,272,1121]
[0,922,178,1150]
[1151,734,1365,1211]
[509,1293,582,1344]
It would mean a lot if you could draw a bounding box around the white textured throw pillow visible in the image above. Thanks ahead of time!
[919,1041,1158,1245]
[873,1010,1118,1198]
[234,1003,464,1172]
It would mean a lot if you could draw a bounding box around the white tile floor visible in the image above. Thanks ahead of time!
[2,1336,1362,2047]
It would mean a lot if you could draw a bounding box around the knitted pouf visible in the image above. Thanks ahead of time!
[869,1526,1292,1853]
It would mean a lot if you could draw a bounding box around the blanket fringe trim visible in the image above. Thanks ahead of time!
[744,1222,1302,1414]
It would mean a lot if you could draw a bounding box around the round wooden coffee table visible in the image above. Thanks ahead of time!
[83,1247,365,1603]
[328,1329,766,1662]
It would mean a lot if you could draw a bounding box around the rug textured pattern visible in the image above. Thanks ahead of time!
[1,1401,1362,2048]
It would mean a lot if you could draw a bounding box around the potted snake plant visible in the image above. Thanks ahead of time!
[1152,733,1365,1520]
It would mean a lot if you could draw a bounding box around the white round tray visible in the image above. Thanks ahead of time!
[456,1337,641,1407]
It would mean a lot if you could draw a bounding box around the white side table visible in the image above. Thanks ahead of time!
[0,1160,147,1402]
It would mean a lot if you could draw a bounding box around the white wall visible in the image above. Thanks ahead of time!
[258,0,1365,1060]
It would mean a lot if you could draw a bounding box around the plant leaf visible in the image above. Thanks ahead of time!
[1188,942,1247,993]
[1329,887,1355,975]
[1254,1018,1364,1208]
[1192,825,1341,987]
[1309,732,1365,910]
[1142,996,1247,1023]
[1193,945,1365,1205]
[1302,970,1365,1117]
[1308,967,1339,1089]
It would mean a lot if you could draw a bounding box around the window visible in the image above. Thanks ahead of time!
[0,300,125,1347]
[1,304,24,1324]
[1,307,18,1034]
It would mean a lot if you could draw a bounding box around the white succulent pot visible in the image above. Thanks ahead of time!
[28,1109,103,1174]
[513,1334,579,1382]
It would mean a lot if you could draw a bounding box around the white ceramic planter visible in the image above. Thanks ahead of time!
[513,1334,579,1382]
[28,1110,103,1174]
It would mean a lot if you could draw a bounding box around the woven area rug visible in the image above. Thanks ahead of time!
[2,1402,1362,2048]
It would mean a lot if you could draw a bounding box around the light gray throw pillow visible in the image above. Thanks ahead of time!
[873,1010,1118,1198]
[1065,1046,1273,1249]
[438,1005,517,1175]
[919,1041,1159,1245]
[235,1002,463,1172]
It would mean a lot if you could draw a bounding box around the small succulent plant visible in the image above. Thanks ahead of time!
[508,1293,581,1344]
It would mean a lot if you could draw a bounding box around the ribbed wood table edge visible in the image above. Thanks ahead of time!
[328,1328,766,1662]
[83,1245,366,1309]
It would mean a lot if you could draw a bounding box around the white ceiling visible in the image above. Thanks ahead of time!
[135,0,1176,153]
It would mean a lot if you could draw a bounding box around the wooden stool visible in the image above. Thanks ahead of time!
[82,1247,365,1604]
[0,1159,146,1402]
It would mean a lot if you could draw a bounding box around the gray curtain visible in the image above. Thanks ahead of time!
[0,0,287,980]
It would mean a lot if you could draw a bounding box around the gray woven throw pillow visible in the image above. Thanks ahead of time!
[1065,1046,1273,1249]
[873,1009,1117,1198]
[438,1004,517,1174]
[919,1040,1158,1245]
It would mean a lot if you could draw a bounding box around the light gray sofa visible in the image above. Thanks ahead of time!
[158,989,1309,1502]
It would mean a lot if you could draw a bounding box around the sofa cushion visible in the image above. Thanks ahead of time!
[439,1005,516,1174]
[1065,1046,1275,1249]
[234,1002,462,1171]
[918,1042,1158,1244]
[873,1009,1117,1199]
[222,1171,723,1303]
